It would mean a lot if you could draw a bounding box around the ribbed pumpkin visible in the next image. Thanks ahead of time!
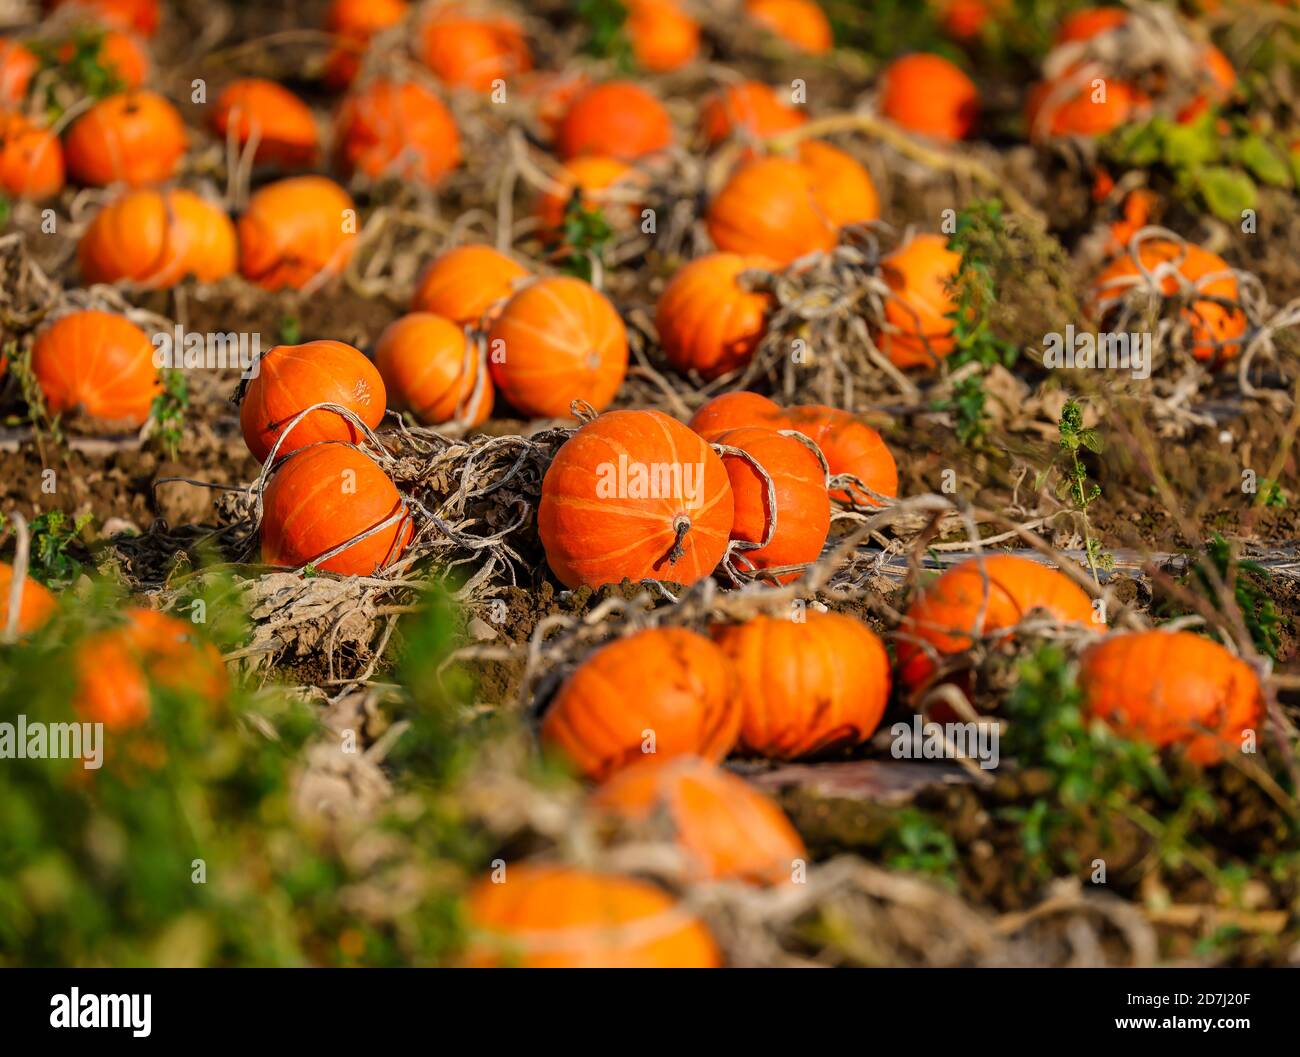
[896,554,1100,691]
[716,426,830,582]
[64,90,185,187]
[418,8,531,90]
[52,0,160,36]
[0,38,37,102]
[465,864,721,968]
[798,139,879,228]
[880,53,979,141]
[688,391,784,441]
[699,81,806,147]
[1079,630,1264,765]
[782,405,898,506]
[334,78,461,186]
[1026,73,1146,141]
[713,612,891,759]
[744,0,833,54]
[538,410,735,589]
[876,233,962,369]
[322,0,407,89]
[212,78,319,166]
[30,310,159,427]
[487,277,628,418]
[541,627,740,780]
[535,155,644,235]
[411,243,529,328]
[0,562,56,635]
[240,339,386,463]
[591,756,807,885]
[626,0,699,73]
[656,253,773,380]
[0,111,64,199]
[706,156,837,265]
[374,312,491,427]
[556,81,673,161]
[237,176,357,290]
[260,443,413,575]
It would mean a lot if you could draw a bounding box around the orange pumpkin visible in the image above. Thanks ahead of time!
[896,554,1100,691]
[541,627,740,780]
[334,78,461,186]
[1079,630,1264,765]
[374,312,491,427]
[322,0,408,89]
[1054,6,1128,43]
[487,277,628,418]
[51,0,160,36]
[875,233,962,369]
[782,404,898,506]
[237,176,357,290]
[713,612,891,759]
[411,243,529,328]
[260,443,413,575]
[0,111,64,199]
[797,139,879,228]
[591,756,807,885]
[626,0,699,73]
[30,310,159,427]
[418,8,531,91]
[744,0,833,54]
[706,156,837,265]
[1026,73,1147,141]
[688,391,784,440]
[518,69,592,141]
[0,38,38,102]
[212,78,319,166]
[465,864,721,968]
[0,562,57,635]
[716,426,829,582]
[699,81,806,147]
[240,339,386,463]
[64,90,185,187]
[880,53,978,141]
[538,409,735,590]
[53,29,150,88]
[535,155,644,235]
[938,0,1003,39]
[556,81,674,161]
[656,253,773,380]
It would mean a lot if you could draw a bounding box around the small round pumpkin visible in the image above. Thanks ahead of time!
[896,554,1100,691]
[706,156,837,265]
[626,0,699,73]
[541,627,740,780]
[782,404,898,506]
[880,53,979,141]
[538,409,735,590]
[0,38,37,103]
[1026,73,1147,141]
[260,443,413,575]
[374,312,491,427]
[715,426,830,582]
[64,90,185,187]
[237,175,357,290]
[487,277,628,418]
[0,111,64,199]
[240,339,386,463]
[0,561,56,635]
[744,0,833,54]
[465,863,721,968]
[699,81,806,147]
[798,139,879,228]
[591,755,807,885]
[656,253,773,380]
[212,78,319,166]
[52,0,160,36]
[713,612,892,759]
[322,0,408,89]
[556,80,673,161]
[418,9,531,91]
[535,154,644,235]
[1078,630,1264,766]
[334,78,461,186]
[688,391,784,441]
[411,243,529,328]
[30,310,159,427]
[1054,6,1129,43]
[876,233,962,369]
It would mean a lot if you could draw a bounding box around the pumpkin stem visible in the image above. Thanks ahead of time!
[667,515,691,565]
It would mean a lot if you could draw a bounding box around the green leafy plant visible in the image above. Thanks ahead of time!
[880,808,959,885]
[29,27,124,118]
[13,510,93,586]
[150,369,189,459]
[577,0,634,70]
[278,315,302,345]
[1048,400,1112,583]
[556,194,615,283]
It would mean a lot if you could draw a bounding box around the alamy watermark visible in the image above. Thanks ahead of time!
[1,715,103,769]
[595,455,705,502]
[152,324,261,379]
[1043,325,1151,380]
[890,714,1000,771]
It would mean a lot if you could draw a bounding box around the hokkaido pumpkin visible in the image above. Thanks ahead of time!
[465,864,721,968]
[798,139,879,228]
[30,310,159,427]
[540,627,740,780]
[1078,630,1264,765]
[0,562,56,635]
[334,78,461,186]
[51,0,160,36]
[744,0,833,54]
[556,81,673,161]
[626,0,699,73]
[782,404,898,506]
[896,554,1100,691]
[64,90,185,187]
[212,78,319,166]
[322,0,407,89]
[260,443,413,575]
[535,155,644,235]
[876,233,962,369]
[699,81,806,147]
[0,38,37,102]
[715,426,830,582]
[374,312,491,427]
[713,612,891,759]
[418,8,531,91]
[237,176,357,290]
[880,53,979,141]
[688,390,784,440]
[538,410,735,589]
[0,111,64,199]
[411,243,529,328]
[487,277,628,418]
[655,253,774,380]
[240,339,387,463]
[706,156,837,265]
[591,755,807,885]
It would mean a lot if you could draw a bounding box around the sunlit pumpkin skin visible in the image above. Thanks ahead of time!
[626,0,699,73]
[335,78,461,186]
[716,426,829,582]
[322,0,408,89]
[744,0,833,54]
[212,79,319,166]
[896,554,1100,691]
[1091,239,1246,364]
[541,627,740,780]
[0,562,56,635]
[535,155,644,235]
[656,253,773,380]
[237,176,357,290]
[781,405,897,506]
[64,90,185,187]
[699,81,806,147]
[419,10,531,91]
[411,243,529,328]
[876,233,962,369]
[797,139,879,228]
[30,310,159,427]
[713,612,891,759]
[880,53,978,141]
[487,277,628,418]
[591,756,807,885]
[1054,6,1129,43]
[52,0,160,36]
[938,0,1003,39]
[707,156,837,265]
[240,339,386,464]
[0,111,64,199]
[556,81,674,161]
[260,443,413,575]
[374,312,491,427]
[1026,73,1146,141]
[0,38,39,102]
[465,864,722,968]
[539,409,735,590]
[688,391,784,440]
[1079,630,1264,766]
